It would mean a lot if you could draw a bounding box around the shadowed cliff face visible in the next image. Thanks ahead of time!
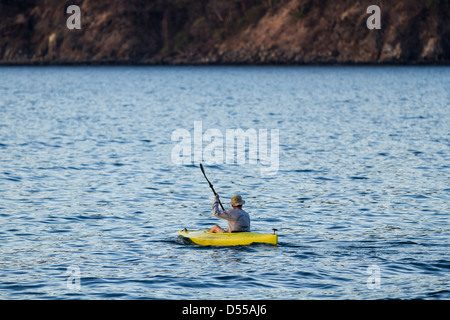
[0,0,449,65]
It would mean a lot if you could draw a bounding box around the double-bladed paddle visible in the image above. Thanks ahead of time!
[199,162,225,211]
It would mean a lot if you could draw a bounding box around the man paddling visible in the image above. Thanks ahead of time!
[210,194,250,233]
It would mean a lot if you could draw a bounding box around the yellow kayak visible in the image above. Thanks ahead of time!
[178,229,278,246]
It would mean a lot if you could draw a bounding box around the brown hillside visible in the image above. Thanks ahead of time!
[0,0,449,65]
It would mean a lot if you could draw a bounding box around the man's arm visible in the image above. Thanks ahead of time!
[212,194,237,222]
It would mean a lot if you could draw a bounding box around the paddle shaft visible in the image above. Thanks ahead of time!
[200,163,225,211]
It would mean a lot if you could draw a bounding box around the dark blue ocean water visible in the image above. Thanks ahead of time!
[0,66,449,299]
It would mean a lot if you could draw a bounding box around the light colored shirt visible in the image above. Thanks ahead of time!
[212,198,250,232]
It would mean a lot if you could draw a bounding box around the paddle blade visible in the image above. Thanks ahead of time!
[199,162,206,176]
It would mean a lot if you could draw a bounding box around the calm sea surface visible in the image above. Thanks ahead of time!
[0,66,449,299]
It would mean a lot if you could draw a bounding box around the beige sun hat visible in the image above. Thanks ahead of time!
[230,195,245,206]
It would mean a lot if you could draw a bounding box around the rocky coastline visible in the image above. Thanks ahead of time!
[1,0,449,66]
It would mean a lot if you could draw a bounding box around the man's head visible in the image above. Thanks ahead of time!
[230,195,245,209]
